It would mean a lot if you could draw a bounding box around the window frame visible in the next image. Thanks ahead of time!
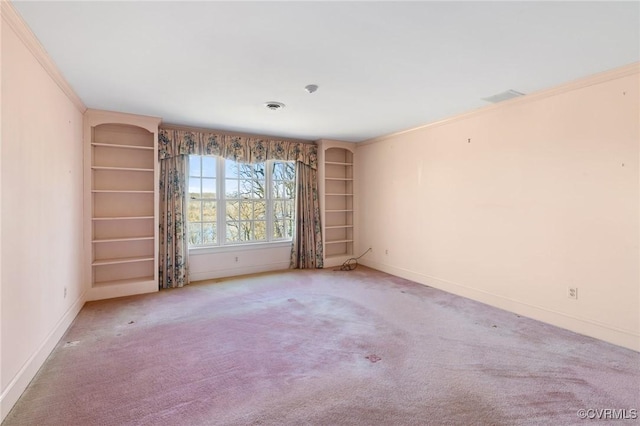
[187,155,296,250]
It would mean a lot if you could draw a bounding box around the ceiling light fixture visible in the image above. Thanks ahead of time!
[305,84,318,94]
[264,101,285,111]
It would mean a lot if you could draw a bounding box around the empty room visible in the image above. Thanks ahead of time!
[1,1,639,425]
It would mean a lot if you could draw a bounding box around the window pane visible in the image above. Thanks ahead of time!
[189,155,201,177]
[284,162,295,179]
[225,159,239,178]
[226,179,238,197]
[239,201,252,220]
[239,179,253,198]
[188,200,202,222]
[272,162,283,177]
[273,220,284,239]
[189,223,202,245]
[203,223,216,244]
[240,222,252,241]
[254,201,266,220]
[254,163,266,198]
[226,201,239,220]
[272,181,280,199]
[286,219,294,238]
[239,163,252,176]
[255,221,266,240]
[202,201,216,221]
[202,178,216,198]
[273,201,284,219]
[226,222,239,242]
[189,178,201,198]
[285,200,295,219]
[284,181,295,199]
[253,181,265,199]
[202,156,216,178]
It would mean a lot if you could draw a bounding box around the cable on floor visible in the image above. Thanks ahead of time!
[334,247,372,271]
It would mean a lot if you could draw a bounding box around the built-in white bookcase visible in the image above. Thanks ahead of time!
[84,110,161,300]
[318,140,356,268]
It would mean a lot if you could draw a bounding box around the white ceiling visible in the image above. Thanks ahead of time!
[12,1,640,142]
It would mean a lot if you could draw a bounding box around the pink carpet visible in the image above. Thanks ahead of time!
[4,267,639,425]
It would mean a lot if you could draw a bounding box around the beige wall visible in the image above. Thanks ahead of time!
[1,3,85,419]
[356,65,639,351]
[190,244,292,282]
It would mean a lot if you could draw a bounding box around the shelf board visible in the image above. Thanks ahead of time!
[325,177,353,181]
[93,276,155,287]
[325,225,353,229]
[325,161,353,166]
[325,193,353,196]
[326,209,354,213]
[325,239,354,245]
[92,190,154,194]
[92,166,154,172]
[93,236,154,243]
[326,253,353,259]
[92,143,153,151]
[92,256,154,266]
[93,216,154,221]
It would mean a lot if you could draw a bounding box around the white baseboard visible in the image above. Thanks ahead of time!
[361,260,639,352]
[0,293,85,422]
[189,262,291,283]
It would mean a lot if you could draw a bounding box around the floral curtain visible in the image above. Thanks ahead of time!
[290,161,323,268]
[159,154,188,288]
[158,129,318,166]
[158,128,322,288]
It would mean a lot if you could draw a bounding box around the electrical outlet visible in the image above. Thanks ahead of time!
[385,249,388,255]
[64,287,67,298]
[235,256,239,263]
[567,287,578,300]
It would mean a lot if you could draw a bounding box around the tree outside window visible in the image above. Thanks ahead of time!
[188,155,295,247]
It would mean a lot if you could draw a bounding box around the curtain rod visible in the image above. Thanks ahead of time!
[160,122,316,145]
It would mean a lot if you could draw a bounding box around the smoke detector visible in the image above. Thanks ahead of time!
[482,89,525,103]
[264,101,285,111]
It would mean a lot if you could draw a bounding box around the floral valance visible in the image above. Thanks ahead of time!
[159,128,318,169]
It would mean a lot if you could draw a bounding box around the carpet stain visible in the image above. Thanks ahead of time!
[366,354,382,363]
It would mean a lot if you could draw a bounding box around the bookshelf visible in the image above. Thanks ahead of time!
[318,140,356,268]
[84,110,161,300]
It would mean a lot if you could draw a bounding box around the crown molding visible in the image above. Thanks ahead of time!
[361,62,640,146]
[1,0,86,113]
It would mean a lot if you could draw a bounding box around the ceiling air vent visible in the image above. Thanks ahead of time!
[482,89,525,103]
[264,101,285,111]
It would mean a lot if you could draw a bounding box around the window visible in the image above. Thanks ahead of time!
[188,155,295,247]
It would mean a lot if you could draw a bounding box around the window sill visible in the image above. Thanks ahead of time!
[189,240,293,256]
